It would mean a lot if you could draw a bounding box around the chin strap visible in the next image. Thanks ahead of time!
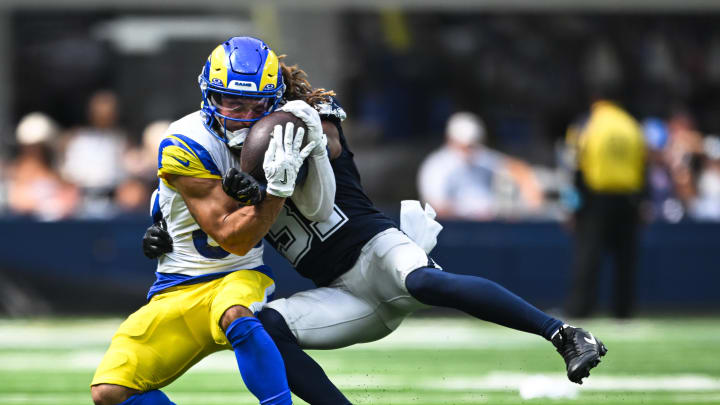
[227,128,249,150]
[214,115,249,150]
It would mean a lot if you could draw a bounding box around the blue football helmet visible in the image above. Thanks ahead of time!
[199,37,285,148]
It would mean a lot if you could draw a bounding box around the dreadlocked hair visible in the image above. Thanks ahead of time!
[279,56,335,108]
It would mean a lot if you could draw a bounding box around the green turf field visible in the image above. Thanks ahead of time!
[1,316,719,405]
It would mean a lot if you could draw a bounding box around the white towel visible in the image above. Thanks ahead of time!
[400,200,444,254]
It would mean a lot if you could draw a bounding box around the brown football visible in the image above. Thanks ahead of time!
[240,111,309,184]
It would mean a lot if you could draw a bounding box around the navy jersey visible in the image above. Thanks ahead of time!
[264,121,396,286]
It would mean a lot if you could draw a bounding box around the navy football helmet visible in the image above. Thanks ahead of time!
[199,37,285,148]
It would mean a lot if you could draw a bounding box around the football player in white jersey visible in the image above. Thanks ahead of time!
[91,37,336,405]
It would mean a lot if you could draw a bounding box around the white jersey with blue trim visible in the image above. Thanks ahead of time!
[154,111,263,276]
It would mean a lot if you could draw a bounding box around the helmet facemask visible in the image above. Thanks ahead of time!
[200,79,284,150]
[207,91,277,149]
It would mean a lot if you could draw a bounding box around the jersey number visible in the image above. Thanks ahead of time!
[266,204,348,266]
[192,229,231,259]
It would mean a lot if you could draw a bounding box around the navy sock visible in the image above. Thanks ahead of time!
[258,308,352,405]
[119,390,175,405]
[225,316,292,405]
[405,267,563,340]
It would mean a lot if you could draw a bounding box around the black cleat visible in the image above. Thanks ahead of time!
[551,325,608,384]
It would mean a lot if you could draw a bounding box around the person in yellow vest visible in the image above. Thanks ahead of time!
[565,98,647,319]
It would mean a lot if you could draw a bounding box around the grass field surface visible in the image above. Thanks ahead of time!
[1,316,719,405]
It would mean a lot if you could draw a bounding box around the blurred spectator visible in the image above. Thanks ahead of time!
[6,112,79,220]
[690,135,720,221]
[417,112,543,220]
[643,118,684,223]
[564,98,647,319]
[663,109,704,211]
[110,119,170,216]
[122,120,169,186]
[60,90,128,217]
[114,177,151,215]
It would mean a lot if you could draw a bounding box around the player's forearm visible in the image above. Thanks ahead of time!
[215,195,285,256]
[291,153,336,222]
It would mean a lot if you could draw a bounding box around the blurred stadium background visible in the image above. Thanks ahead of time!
[0,1,719,404]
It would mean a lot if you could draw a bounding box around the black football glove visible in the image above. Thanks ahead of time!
[142,219,173,259]
[222,167,266,206]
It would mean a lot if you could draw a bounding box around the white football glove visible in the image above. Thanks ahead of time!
[279,100,327,157]
[263,122,316,198]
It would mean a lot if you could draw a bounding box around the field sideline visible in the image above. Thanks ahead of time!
[1,316,719,405]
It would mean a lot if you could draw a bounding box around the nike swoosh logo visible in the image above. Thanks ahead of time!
[280,170,288,184]
[172,156,190,167]
[584,334,597,345]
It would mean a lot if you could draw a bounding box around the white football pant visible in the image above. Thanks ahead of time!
[265,227,439,349]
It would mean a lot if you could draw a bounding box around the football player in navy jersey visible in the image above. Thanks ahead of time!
[144,59,608,405]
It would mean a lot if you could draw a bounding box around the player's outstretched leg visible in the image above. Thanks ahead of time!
[223,307,293,405]
[258,308,353,405]
[404,267,607,383]
[405,267,563,338]
[551,324,608,384]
